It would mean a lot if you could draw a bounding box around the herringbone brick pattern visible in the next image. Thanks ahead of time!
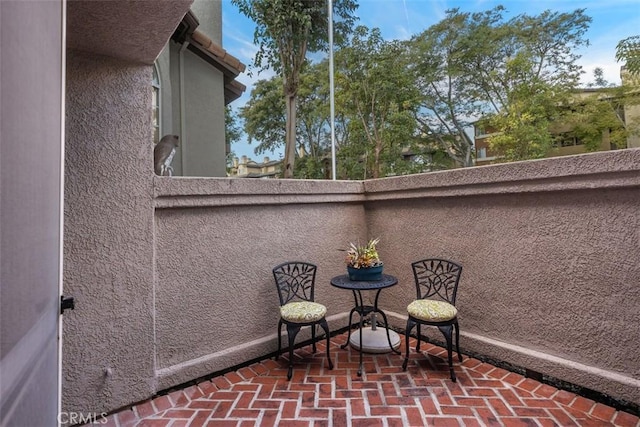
[105,332,639,427]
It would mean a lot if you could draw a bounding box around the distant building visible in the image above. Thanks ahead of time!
[229,156,282,178]
[474,68,640,166]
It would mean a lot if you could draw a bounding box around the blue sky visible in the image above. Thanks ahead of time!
[221,0,640,161]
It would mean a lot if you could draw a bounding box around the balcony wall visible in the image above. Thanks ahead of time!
[152,149,640,404]
[63,148,640,415]
[364,149,640,404]
[152,178,367,389]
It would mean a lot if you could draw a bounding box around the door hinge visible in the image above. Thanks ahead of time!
[60,295,75,314]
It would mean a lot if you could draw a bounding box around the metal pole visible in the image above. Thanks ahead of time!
[328,0,337,180]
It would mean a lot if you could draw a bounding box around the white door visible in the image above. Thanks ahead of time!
[0,1,65,425]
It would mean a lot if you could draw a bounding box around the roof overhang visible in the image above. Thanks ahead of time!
[172,11,247,104]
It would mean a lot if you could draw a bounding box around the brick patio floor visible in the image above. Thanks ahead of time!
[103,331,639,427]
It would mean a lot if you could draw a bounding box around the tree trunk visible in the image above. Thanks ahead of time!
[373,143,381,178]
[283,93,297,178]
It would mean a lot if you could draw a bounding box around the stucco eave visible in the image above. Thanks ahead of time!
[67,0,193,65]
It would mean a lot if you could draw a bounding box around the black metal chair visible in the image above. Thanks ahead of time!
[402,258,463,381]
[273,261,333,380]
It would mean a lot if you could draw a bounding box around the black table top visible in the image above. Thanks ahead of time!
[330,274,398,291]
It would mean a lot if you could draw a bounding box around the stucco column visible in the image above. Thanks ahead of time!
[62,51,156,414]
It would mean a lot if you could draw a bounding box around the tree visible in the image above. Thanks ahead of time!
[241,77,286,155]
[225,106,244,175]
[407,9,492,167]
[616,35,640,76]
[232,0,357,178]
[587,67,614,88]
[225,105,243,147]
[560,67,640,152]
[408,7,591,164]
[478,9,591,161]
[335,26,420,178]
[485,54,562,161]
[240,61,337,179]
[558,94,628,151]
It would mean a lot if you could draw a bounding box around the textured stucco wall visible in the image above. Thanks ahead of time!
[66,0,192,65]
[150,151,639,405]
[364,149,640,404]
[62,52,156,414]
[153,178,367,388]
[63,144,640,415]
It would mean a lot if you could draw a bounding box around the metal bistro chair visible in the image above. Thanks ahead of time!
[273,261,333,380]
[402,258,463,381]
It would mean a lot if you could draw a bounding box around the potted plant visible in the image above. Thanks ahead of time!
[345,237,384,281]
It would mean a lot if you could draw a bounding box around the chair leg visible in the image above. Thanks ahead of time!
[285,323,301,381]
[275,319,283,361]
[319,319,333,370]
[402,318,416,371]
[454,320,463,362]
[415,324,421,351]
[311,324,317,353]
[438,324,456,382]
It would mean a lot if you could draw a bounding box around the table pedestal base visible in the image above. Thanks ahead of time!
[349,326,401,353]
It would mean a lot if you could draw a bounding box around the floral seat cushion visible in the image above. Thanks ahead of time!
[407,299,457,322]
[280,301,327,323]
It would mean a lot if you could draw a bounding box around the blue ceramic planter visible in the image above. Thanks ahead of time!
[347,265,384,281]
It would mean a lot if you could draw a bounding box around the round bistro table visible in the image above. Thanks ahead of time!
[330,273,401,376]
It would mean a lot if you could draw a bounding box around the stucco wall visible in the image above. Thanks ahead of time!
[153,178,366,388]
[62,148,640,415]
[364,149,640,403]
[149,151,639,405]
[63,52,156,414]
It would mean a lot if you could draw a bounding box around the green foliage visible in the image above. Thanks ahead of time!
[335,26,421,178]
[241,77,286,154]
[225,106,243,147]
[240,61,335,173]
[486,53,564,160]
[488,9,589,161]
[587,67,614,88]
[232,0,357,77]
[231,0,357,177]
[616,35,640,76]
[224,106,243,175]
[414,6,591,163]
[407,7,494,167]
[559,86,639,151]
[237,5,639,178]
[293,155,329,179]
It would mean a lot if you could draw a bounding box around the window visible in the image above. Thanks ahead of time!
[556,133,584,147]
[152,64,161,144]
[478,147,487,158]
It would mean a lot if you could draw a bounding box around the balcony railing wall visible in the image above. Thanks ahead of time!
[63,146,640,416]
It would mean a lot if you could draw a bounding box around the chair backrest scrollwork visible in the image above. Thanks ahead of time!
[272,261,318,306]
[411,258,462,305]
